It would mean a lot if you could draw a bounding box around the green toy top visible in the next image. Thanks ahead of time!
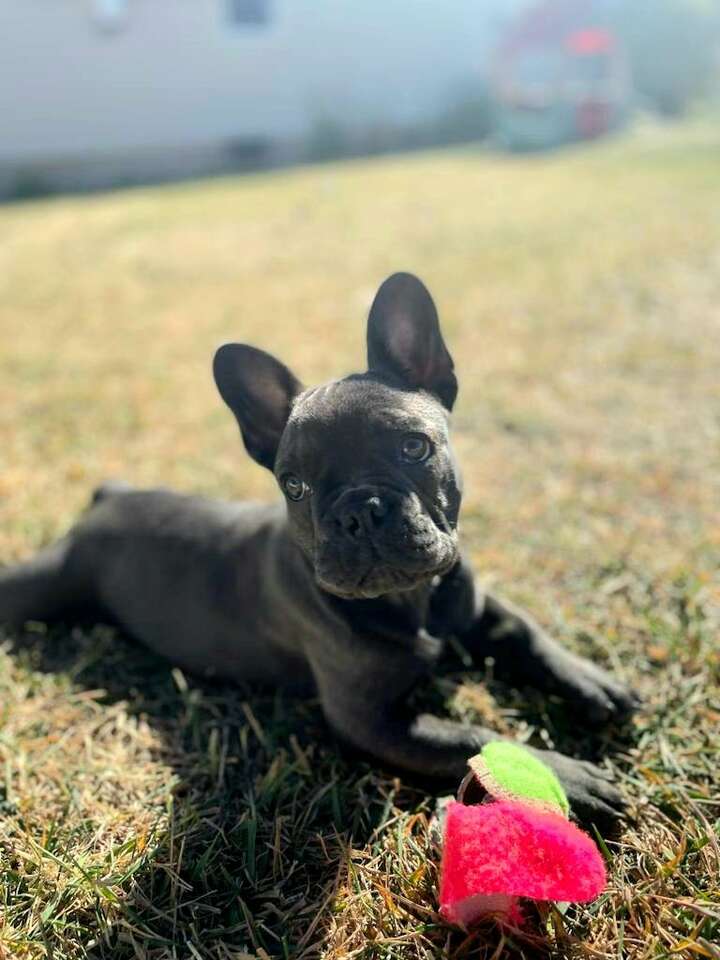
[467,742,570,818]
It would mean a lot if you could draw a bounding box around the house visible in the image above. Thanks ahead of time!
[491,0,631,150]
[0,0,529,197]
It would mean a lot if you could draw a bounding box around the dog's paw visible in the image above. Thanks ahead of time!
[530,748,625,829]
[540,649,641,726]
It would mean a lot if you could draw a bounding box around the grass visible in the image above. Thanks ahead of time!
[1,117,719,958]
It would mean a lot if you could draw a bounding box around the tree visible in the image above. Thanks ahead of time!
[613,0,720,116]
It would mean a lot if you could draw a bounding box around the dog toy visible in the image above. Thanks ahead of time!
[463,740,570,816]
[438,742,607,928]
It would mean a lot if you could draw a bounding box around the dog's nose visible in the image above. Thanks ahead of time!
[333,489,390,539]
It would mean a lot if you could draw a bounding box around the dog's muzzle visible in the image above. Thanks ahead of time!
[314,485,457,598]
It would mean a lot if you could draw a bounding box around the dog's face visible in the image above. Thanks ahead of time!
[273,375,461,597]
[213,273,462,599]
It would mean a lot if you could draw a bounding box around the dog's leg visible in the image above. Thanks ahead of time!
[314,668,625,827]
[0,484,133,628]
[0,538,84,626]
[456,591,640,724]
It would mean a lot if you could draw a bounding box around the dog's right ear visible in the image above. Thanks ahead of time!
[213,344,303,471]
[367,272,457,410]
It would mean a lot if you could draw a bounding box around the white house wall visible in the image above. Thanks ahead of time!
[0,0,523,166]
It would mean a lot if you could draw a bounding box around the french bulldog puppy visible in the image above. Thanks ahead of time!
[0,273,638,823]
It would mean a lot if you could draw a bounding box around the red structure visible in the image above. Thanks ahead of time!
[492,0,630,150]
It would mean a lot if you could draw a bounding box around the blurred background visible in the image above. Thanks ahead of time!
[1,0,720,580]
[1,0,719,197]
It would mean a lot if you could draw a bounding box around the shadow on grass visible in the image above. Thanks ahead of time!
[4,620,639,959]
[5,624,439,959]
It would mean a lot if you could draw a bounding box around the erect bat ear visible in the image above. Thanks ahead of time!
[367,272,457,410]
[213,343,303,471]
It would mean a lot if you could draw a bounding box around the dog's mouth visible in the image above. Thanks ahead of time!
[306,488,460,600]
[314,539,458,600]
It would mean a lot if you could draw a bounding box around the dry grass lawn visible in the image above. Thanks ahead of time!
[1,119,719,959]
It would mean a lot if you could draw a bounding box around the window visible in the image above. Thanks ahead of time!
[226,0,271,27]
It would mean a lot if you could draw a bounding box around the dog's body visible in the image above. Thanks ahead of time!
[0,274,637,823]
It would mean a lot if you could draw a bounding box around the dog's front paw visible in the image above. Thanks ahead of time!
[539,648,641,726]
[530,748,625,829]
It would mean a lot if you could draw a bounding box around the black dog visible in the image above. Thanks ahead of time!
[0,273,638,822]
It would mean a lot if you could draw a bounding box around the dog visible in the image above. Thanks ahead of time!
[0,273,639,823]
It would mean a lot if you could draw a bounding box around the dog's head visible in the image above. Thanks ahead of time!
[213,273,462,599]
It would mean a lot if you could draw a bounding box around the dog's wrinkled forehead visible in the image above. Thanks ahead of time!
[278,375,448,462]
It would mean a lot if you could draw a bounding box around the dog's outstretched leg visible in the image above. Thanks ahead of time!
[320,690,625,829]
[0,482,135,627]
[0,539,82,626]
[457,592,641,725]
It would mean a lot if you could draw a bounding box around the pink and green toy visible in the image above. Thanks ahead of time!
[438,742,607,928]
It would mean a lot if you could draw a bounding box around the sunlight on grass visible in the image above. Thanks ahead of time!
[1,119,719,958]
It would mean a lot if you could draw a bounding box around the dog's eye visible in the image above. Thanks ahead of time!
[281,474,307,501]
[400,434,432,464]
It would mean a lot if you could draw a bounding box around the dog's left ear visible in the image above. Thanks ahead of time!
[367,272,457,410]
[213,343,303,471]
